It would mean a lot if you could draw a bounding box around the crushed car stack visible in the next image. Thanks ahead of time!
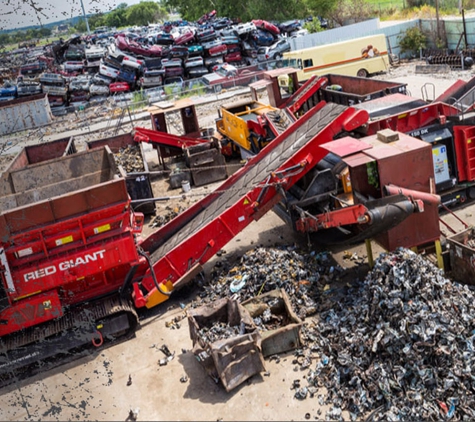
[0,12,304,111]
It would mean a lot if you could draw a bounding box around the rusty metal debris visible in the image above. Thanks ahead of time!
[159,344,172,357]
[189,245,475,417]
[165,314,184,329]
[113,145,145,173]
[188,298,266,392]
[149,205,186,228]
[242,289,303,357]
[297,248,475,421]
[198,321,246,344]
[126,408,140,422]
[194,245,343,319]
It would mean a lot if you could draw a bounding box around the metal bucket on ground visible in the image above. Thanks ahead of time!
[181,180,191,193]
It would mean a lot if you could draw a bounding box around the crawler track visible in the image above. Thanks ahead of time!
[0,295,138,388]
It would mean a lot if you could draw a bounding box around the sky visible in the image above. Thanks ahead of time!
[0,0,145,31]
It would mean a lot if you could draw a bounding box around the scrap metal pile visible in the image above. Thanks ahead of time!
[113,144,145,172]
[149,205,187,228]
[197,321,245,343]
[194,245,343,319]
[300,248,475,421]
[194,246,475,420]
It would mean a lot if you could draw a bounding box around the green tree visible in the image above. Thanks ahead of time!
[326,0,373,26]
[125,2,168,26]
[25,28,36,41]
[303,0,335,19]
[105,4,128,28]
[245,0,308,21]
[12,31,26,43]
[0,33,11,46]
[164,0,213,21]
[304,17,325,33]
[38,27,52,38]
[88,13,107,30]
[74,18,88,33]
[164,0,308,22]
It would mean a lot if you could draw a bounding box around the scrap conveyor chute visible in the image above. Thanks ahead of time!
[134,126,210,150]
[131,102,369,308]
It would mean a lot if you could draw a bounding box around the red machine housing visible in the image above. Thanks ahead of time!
[0,179,144,336]
[323,132,440,250]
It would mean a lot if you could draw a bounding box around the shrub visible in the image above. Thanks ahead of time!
[304,19,324,33]
[398,26,427,56]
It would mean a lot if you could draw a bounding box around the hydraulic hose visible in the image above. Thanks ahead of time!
[137,249,172,297]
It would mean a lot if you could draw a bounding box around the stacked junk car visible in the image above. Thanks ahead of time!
[0,13,301,114]
[5,16,475,421]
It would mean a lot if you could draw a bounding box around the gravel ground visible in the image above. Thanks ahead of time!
[374,58,475,99]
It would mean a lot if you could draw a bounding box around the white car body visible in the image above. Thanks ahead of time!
[99,59,120,79]
[184,56,204,68]
[232,22,256,35]
[85,45,106,60]
[89,83,110,95]
[108,45,144,70]
[62,61,85,71]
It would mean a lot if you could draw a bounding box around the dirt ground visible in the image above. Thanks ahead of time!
[1,61,475,421]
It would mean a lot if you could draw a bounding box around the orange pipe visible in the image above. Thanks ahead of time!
[384,185,441,206]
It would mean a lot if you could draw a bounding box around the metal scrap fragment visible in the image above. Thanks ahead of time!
[298,248,475,421]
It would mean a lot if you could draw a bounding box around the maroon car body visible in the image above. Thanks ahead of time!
[116,35,165,57]
[252,19,280,35]
[162,58,185,77]
[174,31,195,45]
[224,51,242,63]
[208,44,227,57]
[109,81,131,93]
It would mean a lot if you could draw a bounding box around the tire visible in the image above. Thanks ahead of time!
[357,68,368,78]
[468,186,475,200]
[215,84,223,93]
[274,54,282,60]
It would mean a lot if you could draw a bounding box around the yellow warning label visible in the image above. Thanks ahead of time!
[94,223,111,234]
[468,139,472,144]
[243,198,249,205]
[55,235,73,246]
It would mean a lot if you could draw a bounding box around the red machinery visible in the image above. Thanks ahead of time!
[0,179,143,338]
[255,72,475,207]
[0,77,461,380]
[350,90,475,206]
[0,148,146,375]
[0,102,379,376]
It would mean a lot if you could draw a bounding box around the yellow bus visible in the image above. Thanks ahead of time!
[282,34,390,82]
